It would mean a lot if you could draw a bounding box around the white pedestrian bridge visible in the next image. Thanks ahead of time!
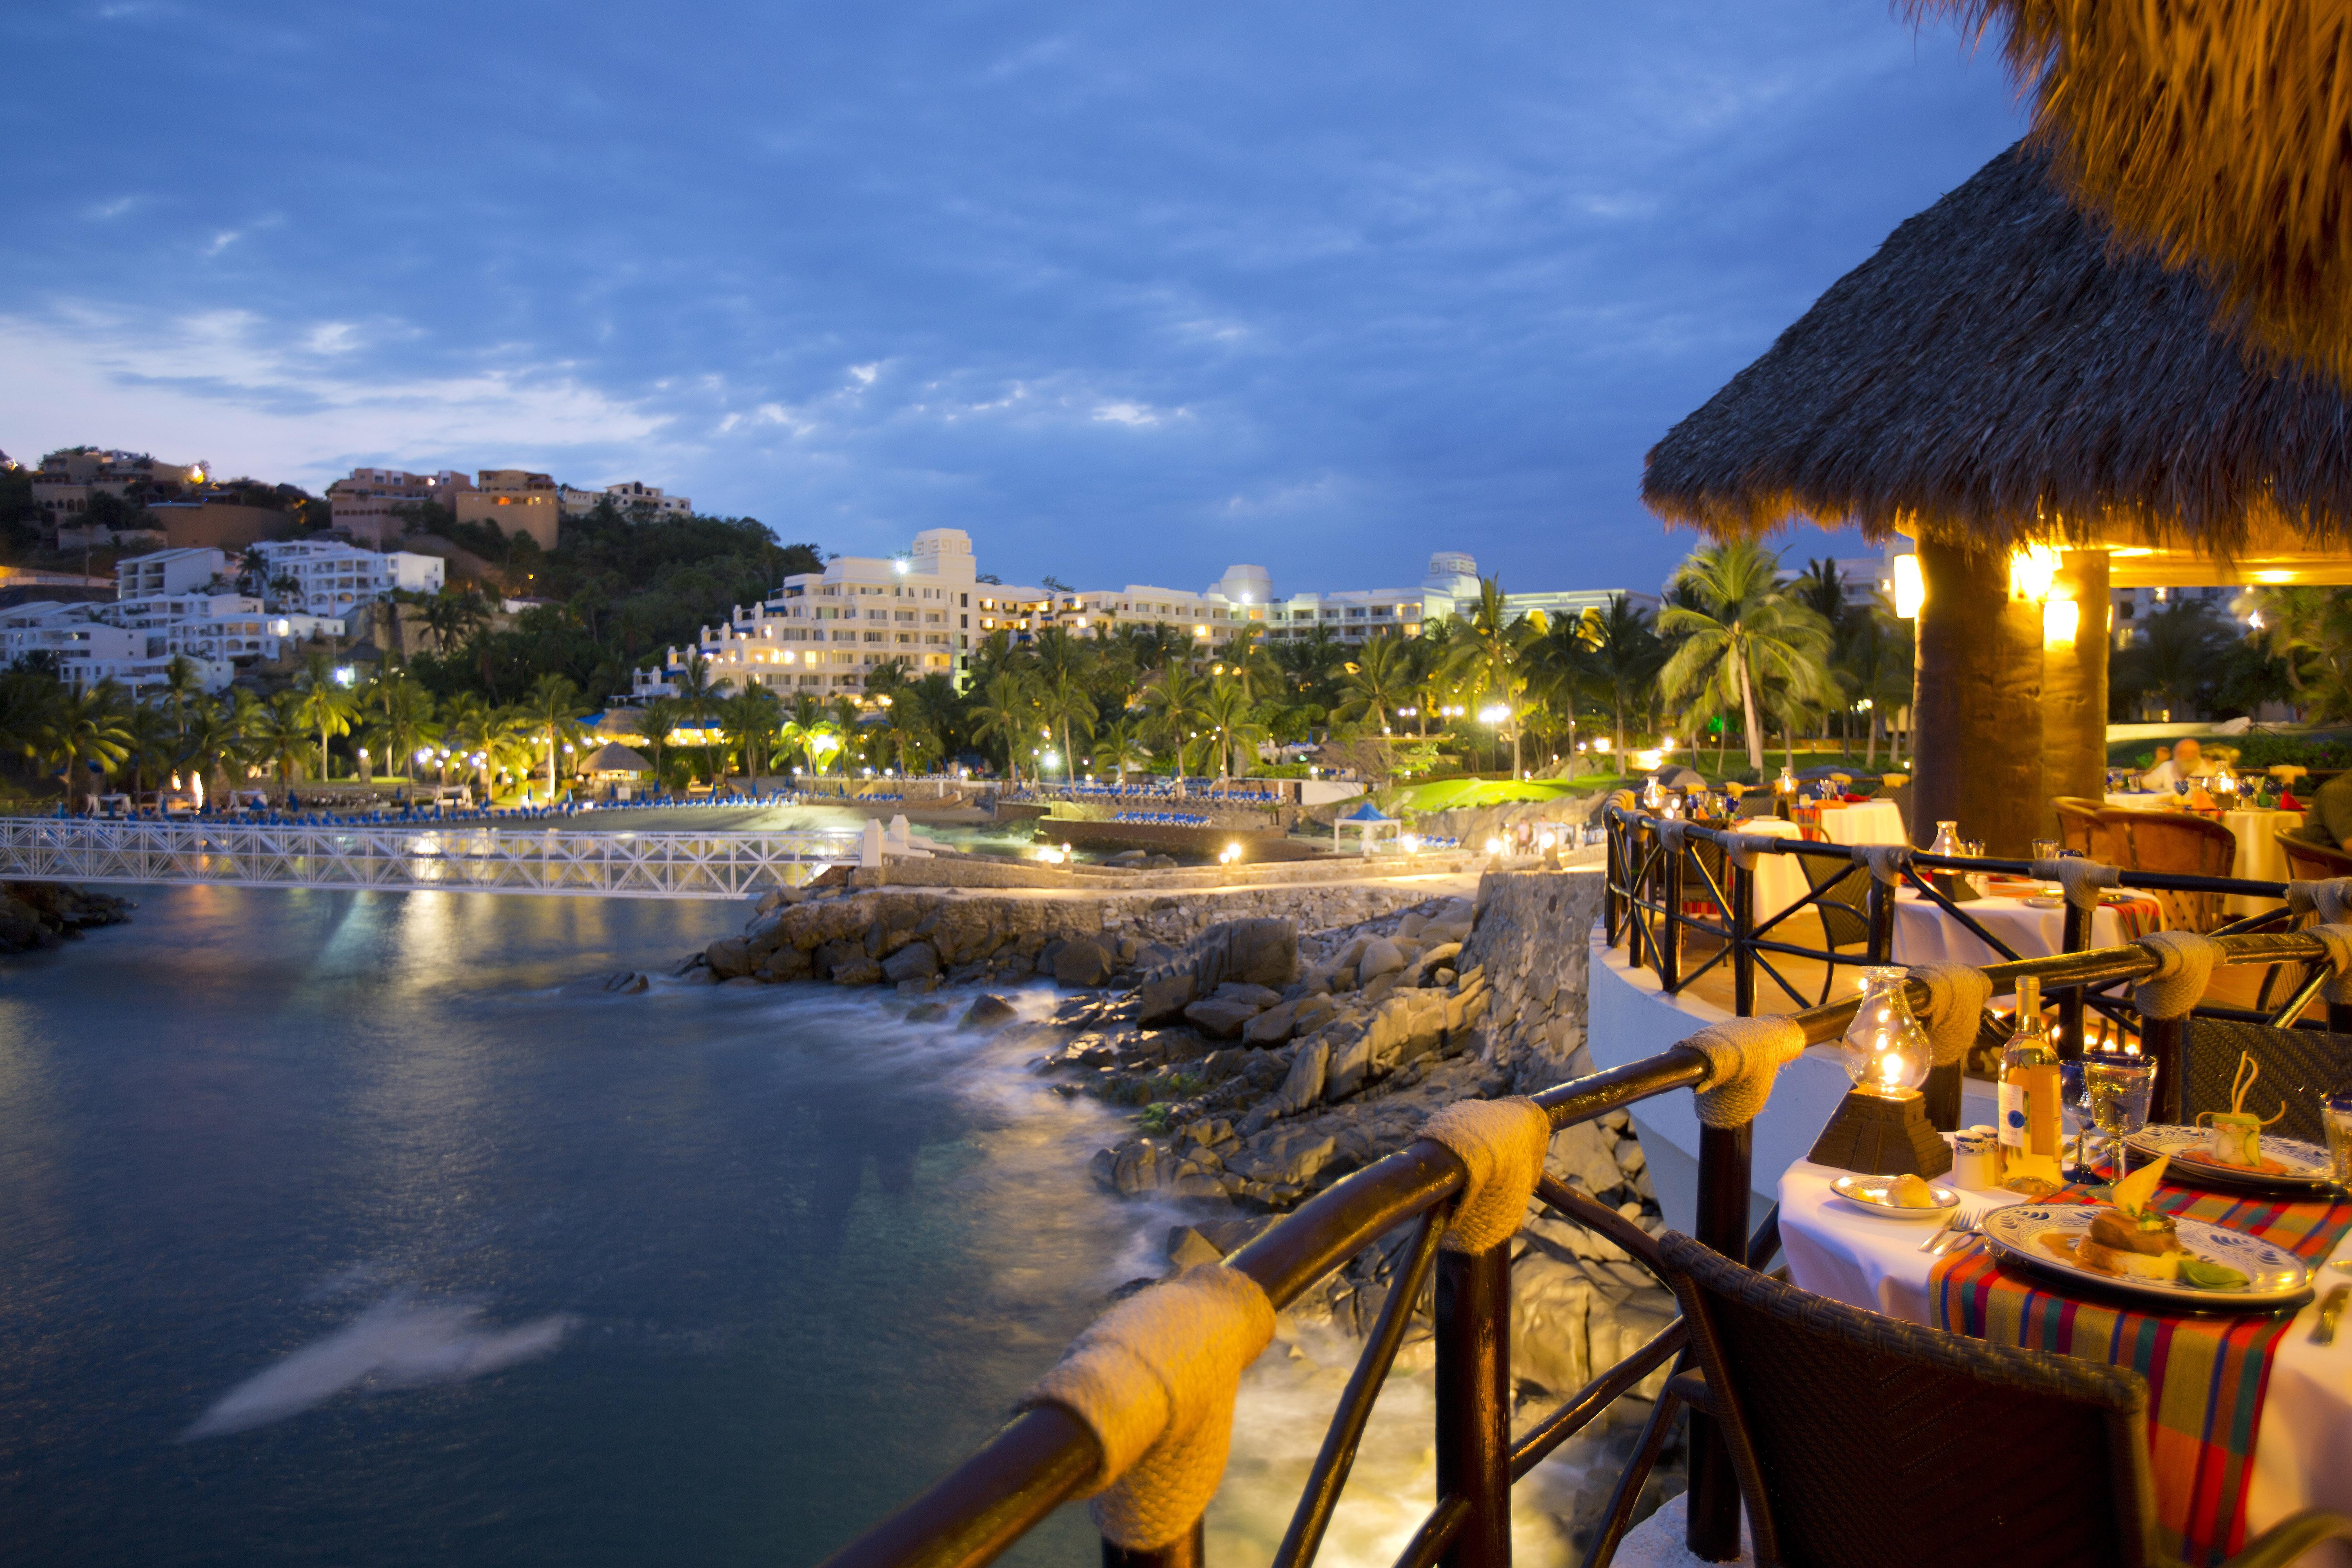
[0,816,859,900]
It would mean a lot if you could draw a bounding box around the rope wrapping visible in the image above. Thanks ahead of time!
[1421,1097,1555,1254]
[2132,929,2225,1021]
[1907,962,1993,1067]
[1682,1016,1810,1128]
[1657,819,1688,858]
[2287,878,2352,926]
[1722,832,1783,872]
[1858,844,1908,886]
[2307,922,2352,1007]
[1021,1265,1276,1549]
[2029,857,2122,912]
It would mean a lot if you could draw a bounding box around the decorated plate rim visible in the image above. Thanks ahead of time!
[1979,1205,2309,1303]
[2123,1124,2333,1184]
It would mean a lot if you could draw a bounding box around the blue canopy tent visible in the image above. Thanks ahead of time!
[1335,799,1401,855]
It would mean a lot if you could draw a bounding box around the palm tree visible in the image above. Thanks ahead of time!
[293,655,361,782]
[522,673,588,800]
[161,655,204,744]
[720,685,784,780]
[1037,671,1096,779]
[416,586,489,655]
[1447,576,1534,775]
[180,694,244,800]
[1332,633,1416,735]
[370,668,439,781]
[1577,595,1664,763]
[1658,541,1835,775]
[1140,664,1207,776]
[2240,585,2334,698]
[1831,599,1914,766]
[638,698,682,788]
[42,683,133,808]
[2112,599,2233,722]
[1094,717,1150,784]
[673,652,720,784]
[249,691,312,797]
[1197,677,1258,784]
[969,672,1039,784]
[122,700,176,794]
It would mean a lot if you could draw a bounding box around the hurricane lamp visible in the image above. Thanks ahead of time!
[1811,967,1951,1176]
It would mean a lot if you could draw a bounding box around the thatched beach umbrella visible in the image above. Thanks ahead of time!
[1909,2,2352,388]
[1645,141,2352,853]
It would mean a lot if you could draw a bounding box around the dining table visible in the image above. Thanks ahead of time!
[1888,884,2166,966]
[1813,797,1906,847]
[1779,1157,2352,1566]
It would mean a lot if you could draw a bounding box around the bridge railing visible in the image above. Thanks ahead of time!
[0,817,860,899]
[818,911,2347,1568]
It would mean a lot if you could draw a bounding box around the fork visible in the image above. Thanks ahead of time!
[1923,1207,1989,1258]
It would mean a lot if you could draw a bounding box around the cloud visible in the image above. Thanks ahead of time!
[0,305,666,487]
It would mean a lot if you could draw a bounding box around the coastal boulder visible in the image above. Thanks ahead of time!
[1053,937,1113,989]
[706,937,756,980]
[1242,992,1334,1047]
[1356,938,1405,981]
[960,993,1020,1030]
[1183,995,1265,1040]
[1137,971,1198,1026]
[881,941,939,985]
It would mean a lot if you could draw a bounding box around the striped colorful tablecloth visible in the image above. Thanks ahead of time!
[1932,1180,2352,1565]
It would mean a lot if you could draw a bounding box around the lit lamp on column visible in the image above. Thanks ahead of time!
[1809,966,1953,1176]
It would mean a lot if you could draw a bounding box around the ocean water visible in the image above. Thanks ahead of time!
[0,885,1613,1566]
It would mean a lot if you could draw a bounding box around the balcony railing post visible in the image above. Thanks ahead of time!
[1604,811,1626,947]
[1657,835,1684,993]
[1103,1524,1203,1568]
[1435,1245,1512,1568]
[2143,1014,2187,1125]
[1731,853,1756,1018]
[1686,1122,1752,1561]
[2058,902,2091,1059]
[1864,869,1892,965]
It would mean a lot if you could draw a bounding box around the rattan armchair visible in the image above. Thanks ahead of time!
[2054,795,2127,862]
[2117,811,2239,933]
[2279,829,2352,881]
[1650,1232,2352,1568]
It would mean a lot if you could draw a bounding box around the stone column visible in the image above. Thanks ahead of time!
[2038,550,2111,838]
[1910,538,2045,856]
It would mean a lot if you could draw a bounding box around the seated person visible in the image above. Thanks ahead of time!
[2139,737,2211,792]
[2289,770,2352,851]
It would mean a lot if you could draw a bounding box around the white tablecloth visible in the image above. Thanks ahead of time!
[1740,817,1812,932]
[1888,887,2136,965]
[1817,798,1906,847]
[1779,1159,2352,1561]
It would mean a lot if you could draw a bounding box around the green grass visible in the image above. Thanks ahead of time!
[1386,777,1591,813]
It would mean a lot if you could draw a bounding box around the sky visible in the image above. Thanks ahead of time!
[0,1,2027,599]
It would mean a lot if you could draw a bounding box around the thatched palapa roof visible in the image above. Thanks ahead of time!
[1908,2,2352,388]
[583,743,652,775]
[1642,142,2352,557]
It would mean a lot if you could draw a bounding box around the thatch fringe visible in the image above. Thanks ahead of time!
[1909,1,2352,388]
[1641,141,2352,556]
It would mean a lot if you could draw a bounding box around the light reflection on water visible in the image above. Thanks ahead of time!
[0,884,1596,1568]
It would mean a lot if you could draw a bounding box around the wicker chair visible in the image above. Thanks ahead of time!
[2054,795,2128,862]
[2116,811,2238,933]
[2183,1017,2352,1144]
[1650,1232,2352,1568]
[2279,830,2352,881]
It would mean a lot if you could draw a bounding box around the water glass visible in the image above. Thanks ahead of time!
[2059,1058,2090,1181]
[2325,1094,2352,1190]
[2085,1052,2156,1181]
[2032,838,2060,864]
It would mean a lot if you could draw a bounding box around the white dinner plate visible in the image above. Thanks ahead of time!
[2124,1124,2338,1194]
[1978,1205,2311,1309]
[1830,1173,1960,1219]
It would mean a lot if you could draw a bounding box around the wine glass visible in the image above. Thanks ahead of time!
[2059,1058,2090,1182]
[2084,1052,2155,1183]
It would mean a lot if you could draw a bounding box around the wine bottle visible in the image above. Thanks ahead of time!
[1999,976,2065,1185]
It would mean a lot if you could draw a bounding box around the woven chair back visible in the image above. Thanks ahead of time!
[2280,831,2352,881]
[2118,813,2237,933]
[1659,1232,2159,1568]
[2183,1018,2352,1145]
[2054,796,2125,861]
[1799,855,1873,950]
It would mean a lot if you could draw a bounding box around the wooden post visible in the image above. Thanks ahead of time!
[1104,1527,1203,1568]
[1865,870,1893,965]
[1731,855,1756,1018]
[2039,550,2111,841]
[1658,835,1684,993]
[1435,1247,1512,1568]
[1910,538,2045,858]
[2143,1016,2188,1125]
[2058,902,2092,1059]
[1686,1123,1752,1561]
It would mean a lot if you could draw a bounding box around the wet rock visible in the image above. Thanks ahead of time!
[758,945,812,981]
[1165,1226,1225,1270]
[1546,1120,1624,1194]
[1138,970,1197,1026]
[1183,995,1266,1040]
[706,936,755,980]
[960,993,1020,1030]
[1212,981,1283,1009]
[605,971,650,994]
[880,940,940,984]
[1267,1039,1328,1117]
[906,1000,951,1022]
[1053,937,1113,989]
[1228,1125,1339,1188]
[1242,993,1334,1047]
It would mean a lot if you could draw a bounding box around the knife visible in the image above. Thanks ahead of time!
[2312,1284,2350,1347]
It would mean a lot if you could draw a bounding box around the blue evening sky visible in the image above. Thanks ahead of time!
[0,2,2024,599]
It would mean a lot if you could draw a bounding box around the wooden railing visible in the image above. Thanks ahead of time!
[817,859,2347,1568]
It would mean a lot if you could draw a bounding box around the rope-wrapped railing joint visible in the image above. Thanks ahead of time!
[1906,961,1993,1067]
[1422,1097,1553,1254]
[2029,856,2121,912]
[2132,929,2226,1021]
[1681,1017,1810,1127]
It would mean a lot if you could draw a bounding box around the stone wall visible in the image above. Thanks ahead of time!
[1463,866,1608,1094]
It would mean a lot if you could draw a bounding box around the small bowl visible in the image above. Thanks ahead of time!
[1831,1173,1961,1219]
